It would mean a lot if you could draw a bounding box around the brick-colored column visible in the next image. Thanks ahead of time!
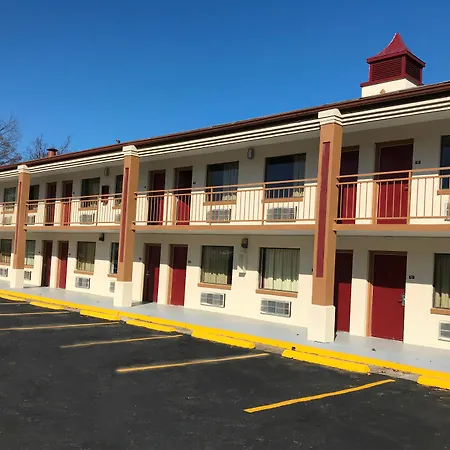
[11,165,31,289]
[308,109,343,342]
[114,145,140,307]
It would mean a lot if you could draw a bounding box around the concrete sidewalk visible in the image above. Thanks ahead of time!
[1,283,450,379]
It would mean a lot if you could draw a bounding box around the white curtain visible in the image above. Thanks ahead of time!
[261,248,299,292]
[222,162,239,201]
[434,254,450,309]
[77,242,96,272]
[201,246,233,285]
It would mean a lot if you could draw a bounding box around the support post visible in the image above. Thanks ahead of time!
[11,165,30,289]
[308,109,343,343]
[114,146,140,307]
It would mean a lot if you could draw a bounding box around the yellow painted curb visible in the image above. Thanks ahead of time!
[30,301,67,311]
[80,310,120,321]
[417,375,450,391]
[126,319,177,333]
[120,312,186,329]
[282,349,371,374]
[191,330,256,349]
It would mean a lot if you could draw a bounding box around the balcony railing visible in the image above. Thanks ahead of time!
[26,194,122,227]
[0,202,16,227]
[336,166,450,225]
[135,179,317,227]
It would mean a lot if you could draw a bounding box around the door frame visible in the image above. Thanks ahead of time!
[142,243,162,303]
[57,241,69,289]
[338,146,360,224]
[334,249,353,333]
[148,170,166,224]
[366,250,407,337]
[173,167,193,225]
[61,181,73,225]
[372,139,414,224]
[167,244,188,305]
[41,240,53,287]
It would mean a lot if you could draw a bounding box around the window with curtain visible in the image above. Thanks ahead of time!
[265,153,306,199]
[25,240,35,266]
[440,136,450,190]
[76,242,96,272]
[110,242,119,274]
[206,162,239,202]
[0,239,12,264]
[28,185,40,212]
[259,248,300,292]
[3,187,16,212]
[114,175,123,207]
[201,246,234,285]
[434,254,450,309]
[81,177,100,208]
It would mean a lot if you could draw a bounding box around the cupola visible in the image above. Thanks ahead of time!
[361,33,425,97]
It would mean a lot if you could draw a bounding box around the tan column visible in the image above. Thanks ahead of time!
[11,165,31,288]
[308,109,343,342]
[114,145,140,307]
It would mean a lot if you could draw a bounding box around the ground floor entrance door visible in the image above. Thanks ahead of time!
[334,251,353,332]
[57,241,69,289]
[143,244,161,303]
[371,252,407,341]
[41,240,53,287]
[169,245,188,306]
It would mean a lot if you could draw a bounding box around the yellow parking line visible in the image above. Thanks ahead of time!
[0,322,120,331]
[0,312,69,317]
[244,379,395,413]
[61,334,183,348]
[117,352,269,374]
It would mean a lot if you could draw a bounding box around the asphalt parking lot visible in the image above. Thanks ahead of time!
[0,298,449,449]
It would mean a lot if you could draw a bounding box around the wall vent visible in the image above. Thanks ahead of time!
[206,209,232,222]
[200,292,225,308]
[109,281,115,293]
[24,270,32,281]
[2,215,12,225]
[75,277,90,289]
[0,268,8,277]
[27,215,36,225]
[439,322,450,342]
[80,214,95,224]
[266,207,297,221]
[260,299,291,318]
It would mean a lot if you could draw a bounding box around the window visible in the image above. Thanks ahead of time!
[440,136,450,190]
[114,175,123,207]
[434,254,450,309]
[3,187,16,203]
[81,177,100,208]
[200,246,234,285]
[28,185,40,211]
[25,240,35,267]
[265,153,306,199]
[206,162,239,202]
[76,242,96,273]
[259,248,299,292]
[110,242,119,274]
[0,239,12,265]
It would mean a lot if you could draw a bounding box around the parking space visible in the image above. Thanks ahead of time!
[0,297,448,449]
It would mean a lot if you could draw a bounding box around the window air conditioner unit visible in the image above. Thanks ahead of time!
[439,322,450,342]
[24,270,32,281]
[80,214,95,224]
[200,292,225,308]
[109,281,115,293]
[2,216,12,225]
[206,209,232,222]
[0,268,8,277]
[75,277,90,289]
[266,207,297,221]
[27,215,36,225]
[260,299,291,318]
[114,213,121,224]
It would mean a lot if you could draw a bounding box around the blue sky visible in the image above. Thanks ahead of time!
[2,0,450,154]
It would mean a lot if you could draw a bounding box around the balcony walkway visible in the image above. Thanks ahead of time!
[0,282,449,376]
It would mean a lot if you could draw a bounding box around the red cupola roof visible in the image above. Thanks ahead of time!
[361,33,425,88]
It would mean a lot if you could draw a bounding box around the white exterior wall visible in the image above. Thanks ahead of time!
[338,236,450,351]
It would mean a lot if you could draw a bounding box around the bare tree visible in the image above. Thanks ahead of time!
[0,116,21,165]
[25,134,71,160]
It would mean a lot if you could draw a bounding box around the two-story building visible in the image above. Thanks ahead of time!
[1,34,450,350]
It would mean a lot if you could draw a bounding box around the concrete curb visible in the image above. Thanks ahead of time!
[1,289,449,387]
[192,330,256,349]
[80,310,120,321]
[417,375,450,390]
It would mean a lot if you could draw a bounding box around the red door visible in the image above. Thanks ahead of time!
[58,242,69,289]
[175,169,192,225]
[45,183,57,225]
[170,246,188,306]
[148,172,165,225]
[377,144,413,224]
[41,240,53,287]
[61,181,73,226]
[338,150,359,224]
[371,253,407,341]
[143,245,161,303]
[334,251,353,332]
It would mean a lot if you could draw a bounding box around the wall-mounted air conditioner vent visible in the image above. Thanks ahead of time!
[2,216,12,225]
[0,268,8,277]
[266,207,297,221]
[200,292,225,308]
[75,277,90,289]
[109,281,115,293]
[260,299,291,318]
[206,209,232,222]
[114,213,121,224]
[24,270,32,281]
[80,214,95,224]
[27,215,36,225]
[439,322,450,341]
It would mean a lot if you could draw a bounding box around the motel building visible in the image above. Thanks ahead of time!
[2,34,450,350]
